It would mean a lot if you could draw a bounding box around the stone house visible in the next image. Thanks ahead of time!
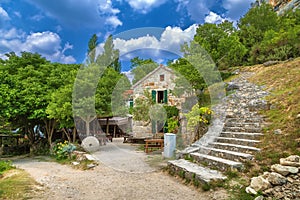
[131,65,185,138]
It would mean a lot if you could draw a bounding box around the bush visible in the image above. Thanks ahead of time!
[0,161,15,175]
[52,141,76,160]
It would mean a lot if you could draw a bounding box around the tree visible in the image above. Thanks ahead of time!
[87,34,99,64]
[194,21,246,68]
[46,65,79,143]
[96,35,121,72]
[238,3,279,63]
[130,57,158,84]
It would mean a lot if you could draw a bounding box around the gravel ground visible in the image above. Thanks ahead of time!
[13,138,228,200]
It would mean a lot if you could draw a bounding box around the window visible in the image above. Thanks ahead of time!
[157,91,164,103]
[160,74,164,81]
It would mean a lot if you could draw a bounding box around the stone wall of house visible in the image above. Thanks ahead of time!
[133,67,185,109]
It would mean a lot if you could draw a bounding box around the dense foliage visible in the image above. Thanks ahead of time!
[194,4,300,66]
[0,34,127,153]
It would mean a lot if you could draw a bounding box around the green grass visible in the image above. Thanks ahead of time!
[246,58,300,167]
[0,160,15,175]
[0,169,38,199]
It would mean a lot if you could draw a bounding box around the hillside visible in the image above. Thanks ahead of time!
[245,57,300,169]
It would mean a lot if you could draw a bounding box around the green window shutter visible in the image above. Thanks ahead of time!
[152,90,157,103]
[152,120,156,134]
[129,101,133,108]
[164,90,168,104]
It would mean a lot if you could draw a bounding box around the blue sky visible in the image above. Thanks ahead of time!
[0,0,255,71]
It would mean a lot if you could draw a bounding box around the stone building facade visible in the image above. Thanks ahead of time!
[131,65,185,138]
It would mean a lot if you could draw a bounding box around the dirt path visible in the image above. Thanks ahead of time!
[13,139,227,200]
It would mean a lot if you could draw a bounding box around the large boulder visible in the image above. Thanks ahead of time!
[250,176,272,191]
[280,155,300,167]
[271,164,299,176]
[262,172,287,186]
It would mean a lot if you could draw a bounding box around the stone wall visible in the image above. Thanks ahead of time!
[246,155,300,199]
[132,66,185,109]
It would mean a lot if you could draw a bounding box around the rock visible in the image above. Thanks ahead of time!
[84,154,97,161]
[87,163,97,169]
[254,196,264,200]
[263,172,287,186]
[280,155,300,167]
[245,186,257,195]
[233,69,240,75]
[269,104,276,110]
[72,161,80,166]
[250,176,272,192]
[263,60,280,67]
[273,129,282,135]
[271,164,299,176]
[226,82,239,91]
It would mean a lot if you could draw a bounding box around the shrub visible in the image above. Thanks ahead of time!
[0,161,15,175]
[52,141,76,160]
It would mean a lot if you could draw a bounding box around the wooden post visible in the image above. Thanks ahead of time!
[113,125,116,138]
[106,117,109,135]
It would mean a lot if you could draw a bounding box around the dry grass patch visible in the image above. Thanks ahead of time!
[0,169,40,199]
[246,57,300,168]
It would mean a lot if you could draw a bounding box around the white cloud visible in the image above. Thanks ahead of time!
[0,7,10,20]
[110,25,197,57]
[125,0,168,14]
[14,11,22,18]
[0,6,10,26]
[0,29,75,63]
[106,16,123,28]
[26,0,122,29]
[223,0,255,20]
[205,12,225,24]
[30,14,44,21]
[175,0,254,23]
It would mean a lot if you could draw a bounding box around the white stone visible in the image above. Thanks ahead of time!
[271,164,299,176]
[273,129,282,135]
[84,154,97,161]
[72,161,80,166]
[254,196,264,200]
[250,176,271,192]
[245,186,257,195]
[280,156,300,167]
[263,172,287,185]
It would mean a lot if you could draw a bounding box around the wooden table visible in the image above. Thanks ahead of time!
[144,139,164,153]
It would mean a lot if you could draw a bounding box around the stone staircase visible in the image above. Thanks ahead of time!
[168,72,269,184]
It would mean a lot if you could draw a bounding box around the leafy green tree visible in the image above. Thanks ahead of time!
[46,66,79,143]
[169,41,221,106]
[96,35,121,72]
[238,3,279,63]
[130,57,158,84]
[87,34,99,64]
[194,21,246,68]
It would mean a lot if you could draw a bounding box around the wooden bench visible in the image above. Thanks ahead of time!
[144,139,164,153]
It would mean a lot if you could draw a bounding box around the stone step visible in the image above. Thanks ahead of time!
[210,142,261,154]
[215,137,260,147]
[199,146,254,162]
[222,126,262,133]
[190,152,243,171]
[220,131,263,140]
[226,113,259,119]
[167,159,227,184]
[225,118,263,123]
[224,122,261,128]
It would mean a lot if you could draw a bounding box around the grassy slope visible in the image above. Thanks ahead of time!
[245,57,300,172]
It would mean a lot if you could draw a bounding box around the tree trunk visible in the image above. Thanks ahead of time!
[72,128,77,143]
[44,119,56,148]
[62,128,71,142]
